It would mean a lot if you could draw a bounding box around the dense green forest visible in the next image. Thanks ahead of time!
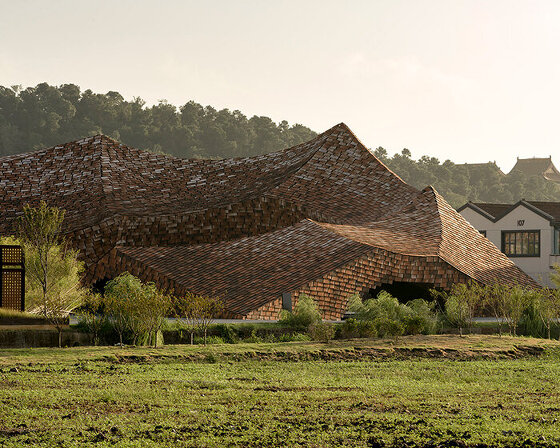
[374,148,560,207]
[0,83,316,159]
[1,83,558,208]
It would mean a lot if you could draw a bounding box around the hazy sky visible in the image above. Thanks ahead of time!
[2,0,559,171]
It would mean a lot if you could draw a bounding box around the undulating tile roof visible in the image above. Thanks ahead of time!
[0,123,538,318]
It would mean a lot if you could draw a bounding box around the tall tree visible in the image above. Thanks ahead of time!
[17,202,85,347]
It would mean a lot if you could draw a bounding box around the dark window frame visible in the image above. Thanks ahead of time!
[554,226,560,255]
[479,230,487,237]
[501,230,541,258]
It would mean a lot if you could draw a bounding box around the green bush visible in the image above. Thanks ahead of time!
[278,294,322,330]
[519,298,546,338]
[277,333,311,342]
[215,324,239,344]
[193,335,225,345]
[244,329,264,343]
[345,291,439,338]
[405,299,439,334]
[339,318,377,339]
[308,322,335,343]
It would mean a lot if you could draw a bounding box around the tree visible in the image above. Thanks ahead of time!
[173,292,200,345]
[433,283,480,336]
[104,272,171,347]
[0,82,316,159]
[536,288,560,340]
[81,293,105,346]
[17,202,85,347]
[103,278,133,347]
[191,293,224,345]
[140,283,171,348]
[503,285,530,336]
[480,283,508,337]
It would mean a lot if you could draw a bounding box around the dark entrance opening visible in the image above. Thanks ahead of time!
[368,282,434,304]
[92,277,112,295]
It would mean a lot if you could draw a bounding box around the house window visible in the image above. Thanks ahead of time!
[501,230,540,257]
[479,230,487,237]
[554,227,560,255]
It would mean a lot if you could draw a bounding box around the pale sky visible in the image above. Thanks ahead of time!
[1,0,559,171]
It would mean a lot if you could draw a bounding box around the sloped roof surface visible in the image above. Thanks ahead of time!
[509,157,560,182]
[469,203,513,220]
[468,201,560,222]
[525,201,560,221]
[0,124,418,232]
[0,134,319,232]
[117,220,370,315]
[459,162,505,176]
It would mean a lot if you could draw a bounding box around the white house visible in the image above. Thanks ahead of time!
[458,201,560,287]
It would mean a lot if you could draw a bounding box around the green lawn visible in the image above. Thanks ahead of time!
[1,335,559,447]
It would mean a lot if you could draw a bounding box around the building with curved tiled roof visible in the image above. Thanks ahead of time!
[0,123,538,319]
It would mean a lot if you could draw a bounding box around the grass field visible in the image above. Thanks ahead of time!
[1,335,560,447]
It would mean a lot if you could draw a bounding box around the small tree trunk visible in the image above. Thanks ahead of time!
[190,331,194,345]
[204,327,207,346]
[58,328,62,348]
[153,331,158,348]
[547,326,551,340]
[119,332,123,348]
[459,326,463,337]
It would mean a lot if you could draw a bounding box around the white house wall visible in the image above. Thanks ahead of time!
[459,205,556,287]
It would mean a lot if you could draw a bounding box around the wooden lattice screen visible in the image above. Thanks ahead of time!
[0,245,25,311]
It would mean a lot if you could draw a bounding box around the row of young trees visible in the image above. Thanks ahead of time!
[0,83,316,159]
[435,280,560,338]
[83,274,223,348]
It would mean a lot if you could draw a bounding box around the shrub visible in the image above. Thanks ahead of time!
[245,329,263,343]
[308,322,335,343]
[278,294,322,330]
[277,333,311,342]
[405,299,439,335]
[519,293,546,338]
[340,318,377,339]
[193,335,224,345]
[347,291,433,338]
[215,324,239,344]
[104,272,171,347]
[431,283,482,335]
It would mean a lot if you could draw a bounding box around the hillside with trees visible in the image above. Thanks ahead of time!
[1,83,559,208]
[374,148,560,208]
[0,83,316,159]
